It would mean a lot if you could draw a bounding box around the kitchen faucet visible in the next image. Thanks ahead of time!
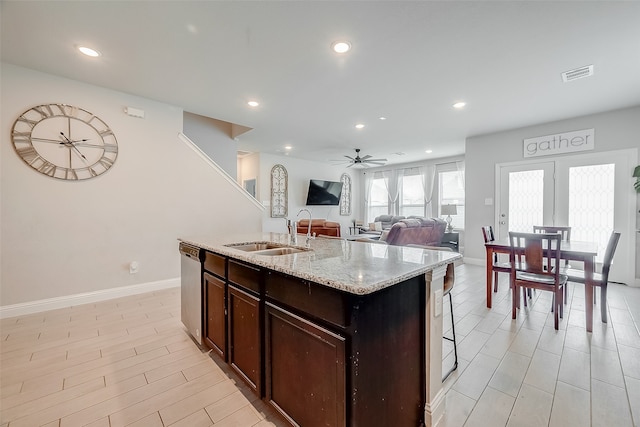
[297,208,313,246]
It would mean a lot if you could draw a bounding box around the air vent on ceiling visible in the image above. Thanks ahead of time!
[561,65,593,82]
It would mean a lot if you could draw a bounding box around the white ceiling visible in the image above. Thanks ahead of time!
[2,1,640,166]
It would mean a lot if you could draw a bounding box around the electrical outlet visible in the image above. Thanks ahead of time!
[129,261,139,274]
[434,289,443,317]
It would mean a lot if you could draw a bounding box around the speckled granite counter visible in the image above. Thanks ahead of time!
[180,232,461,295]
[179,232,458,426]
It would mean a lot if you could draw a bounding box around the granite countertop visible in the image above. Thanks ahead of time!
[180,232,461,295]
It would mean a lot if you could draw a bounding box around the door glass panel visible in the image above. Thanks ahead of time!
[569,163,615,262]
[508,170,544,232]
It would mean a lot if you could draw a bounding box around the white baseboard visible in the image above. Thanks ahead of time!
[0,278,180,319]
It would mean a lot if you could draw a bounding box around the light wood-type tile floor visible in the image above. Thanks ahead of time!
[1,264,639,426]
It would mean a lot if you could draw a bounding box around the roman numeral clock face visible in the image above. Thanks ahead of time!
[11,104,118,180]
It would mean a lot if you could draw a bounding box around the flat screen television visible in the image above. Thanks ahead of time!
[305,179,343,206]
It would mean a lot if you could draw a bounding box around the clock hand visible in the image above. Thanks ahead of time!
[74,142,110,149]
[31,137,69,144]
[59,132,88,162]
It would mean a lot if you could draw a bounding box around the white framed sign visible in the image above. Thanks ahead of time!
[523,128,594,158]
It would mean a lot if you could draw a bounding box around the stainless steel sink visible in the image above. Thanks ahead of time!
[225,242,281,252]
[225,242,310,256]
[253,247,308,256]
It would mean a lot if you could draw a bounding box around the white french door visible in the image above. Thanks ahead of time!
[498,162,555,237]
[497,150,637,285]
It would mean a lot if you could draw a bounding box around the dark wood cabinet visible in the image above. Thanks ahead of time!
[265,303,345,427]
[204,272,226,359]
[200,250,429,427]
[228,284,261,393]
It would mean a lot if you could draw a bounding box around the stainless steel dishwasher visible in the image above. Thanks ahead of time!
[179,242,203,345]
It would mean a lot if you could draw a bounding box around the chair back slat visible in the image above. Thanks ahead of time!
[524,239,544,271]
[509,232,562,279]
[481,225,495,243]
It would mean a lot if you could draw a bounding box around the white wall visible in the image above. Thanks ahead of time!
[257,153,360,235]
[183,111,238,177]
[1,63,263,307]
[238,152,261,199]
[465,106,640,275]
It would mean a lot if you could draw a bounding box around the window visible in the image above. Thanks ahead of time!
[439,169,465,230]
[368,176,389,221]
[399,173,425,217]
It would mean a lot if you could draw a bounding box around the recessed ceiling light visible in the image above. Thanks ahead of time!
[379,117,387,121]
[425,149,433,154]
[452,102,466,109]
[284,145,292,150]
[78,46,100,57]
[355,123,365,129]
[331,41,351,54]
[247,101,260,107]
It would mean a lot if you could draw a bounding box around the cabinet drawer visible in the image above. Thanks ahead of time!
[204,251,226,277]
[228,260,260,294]
[265,271,348,328]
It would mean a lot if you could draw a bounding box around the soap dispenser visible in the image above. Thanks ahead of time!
[286,219,297,244]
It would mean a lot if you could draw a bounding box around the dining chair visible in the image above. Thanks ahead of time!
[565,231,620,323]
[509,232,568,330]
[481,225,511,292]
[533,225,572,302]
[533,225,571,242]
[408,244,458,381]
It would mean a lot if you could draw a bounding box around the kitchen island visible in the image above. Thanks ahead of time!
[179,232,460,427]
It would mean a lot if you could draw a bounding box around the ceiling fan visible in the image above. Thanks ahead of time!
[341,148,387,168]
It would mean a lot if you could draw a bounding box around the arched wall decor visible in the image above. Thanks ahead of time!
[340,173,352,216]
[270,164,288,218]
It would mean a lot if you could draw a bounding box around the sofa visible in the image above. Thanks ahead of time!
[373,215,406,230]
[297,219,341,237]
[359,217,447,247]
[361,215,406,235]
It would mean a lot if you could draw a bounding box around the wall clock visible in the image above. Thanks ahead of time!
[11,103,118,180]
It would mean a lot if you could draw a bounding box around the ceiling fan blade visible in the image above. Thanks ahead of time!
[344,155,355,160]
[346,163,355,168]
[360,154,372,161]
[365,158,387,162]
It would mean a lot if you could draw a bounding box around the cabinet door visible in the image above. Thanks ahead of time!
[265,303,346,427]
[204,272,226,359]
[228,285,261,394]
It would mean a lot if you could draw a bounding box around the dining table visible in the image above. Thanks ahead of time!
[484,238,599,332]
